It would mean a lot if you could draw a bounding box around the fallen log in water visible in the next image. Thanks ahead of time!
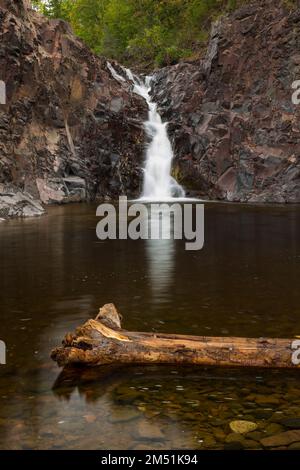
[51,304,300,369]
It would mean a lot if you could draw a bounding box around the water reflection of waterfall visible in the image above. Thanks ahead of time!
[107,62,184,300]
[145,205,175,301]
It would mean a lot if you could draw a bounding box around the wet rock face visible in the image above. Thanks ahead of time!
[151,0,300,202]
[0,0,147,216]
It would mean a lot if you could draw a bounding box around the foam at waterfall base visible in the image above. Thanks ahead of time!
[132,196,201,203]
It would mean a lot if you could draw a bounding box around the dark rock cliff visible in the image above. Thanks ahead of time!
[1,0,300,218]
[0,0,147,217]
[151,0,300,203]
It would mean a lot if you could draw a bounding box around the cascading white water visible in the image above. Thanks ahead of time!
[107,62,182,298]
[107,62,185,201]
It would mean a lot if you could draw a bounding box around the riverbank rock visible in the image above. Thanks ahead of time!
[151,0,300,202]
[0,0,147,217]
[0,184,44,218]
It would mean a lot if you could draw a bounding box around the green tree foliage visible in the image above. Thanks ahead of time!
[32,0,70,19]
[31,0,296,69]
[68,0,107,54]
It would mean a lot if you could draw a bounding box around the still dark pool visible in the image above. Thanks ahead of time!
[1,202,300,449]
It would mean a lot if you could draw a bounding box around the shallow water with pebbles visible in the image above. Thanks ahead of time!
[1,202,300,449]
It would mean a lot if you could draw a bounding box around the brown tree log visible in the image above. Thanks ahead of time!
[51,304,300,369]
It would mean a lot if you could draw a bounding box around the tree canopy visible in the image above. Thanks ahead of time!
[30,1,296,70]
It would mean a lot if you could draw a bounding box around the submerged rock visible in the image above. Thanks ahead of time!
[108,407,140,424]
[151,0,300,203]
[242,439,261,450]
[261,430,300,448]
[229,420,258,434]
[254,395,280,405]
[135,421,165,441]
[225,432,245,443]
[280,418,300,429]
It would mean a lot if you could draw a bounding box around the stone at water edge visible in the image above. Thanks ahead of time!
[245,431,264,442]
[0,186,45,219]
[255,395,280,405]
[229,420,258,434]
[243,439,262,450]
[108,407,140,424]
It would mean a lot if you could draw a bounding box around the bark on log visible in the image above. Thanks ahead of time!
[51,304,300,369]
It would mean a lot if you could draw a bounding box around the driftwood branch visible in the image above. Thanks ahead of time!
[51,304,300,369]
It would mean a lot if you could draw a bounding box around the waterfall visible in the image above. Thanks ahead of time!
[107,62,185,201]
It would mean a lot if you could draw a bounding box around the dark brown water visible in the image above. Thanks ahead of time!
[1,202,300,449]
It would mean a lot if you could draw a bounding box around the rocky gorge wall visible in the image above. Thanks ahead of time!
[152,0,300,203]
[1,0,300,219]
[0,0,147,218]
